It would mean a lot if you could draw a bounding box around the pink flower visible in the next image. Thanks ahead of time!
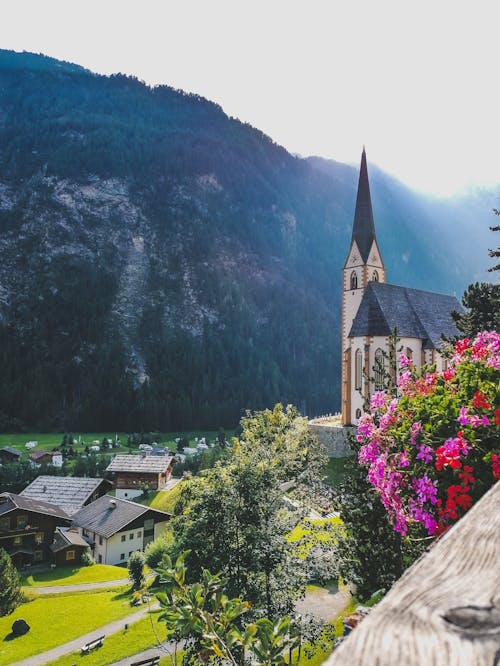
[399,353,413,368]
[456,407,470,426]
[409,421,423,446]
[370,391,387,410]
[416,444,434,464]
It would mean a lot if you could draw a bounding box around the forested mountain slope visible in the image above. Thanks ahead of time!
[0,50,493,431]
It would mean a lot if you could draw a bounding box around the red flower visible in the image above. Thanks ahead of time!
[495,407,500,427]
[472,391,490,410]
[455,493,473,510]
[492,454,500,480]
[455,338,470,354]
[458,466,475,485]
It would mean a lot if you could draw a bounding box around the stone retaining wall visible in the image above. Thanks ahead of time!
[308,418,355,457]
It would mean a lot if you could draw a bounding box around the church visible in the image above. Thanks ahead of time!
[341,148,461,426]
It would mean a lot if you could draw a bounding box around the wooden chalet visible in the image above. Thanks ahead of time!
[50,527,90,567]
[0,446,22,463]
[0,493,71,568]
[106,454,175,500]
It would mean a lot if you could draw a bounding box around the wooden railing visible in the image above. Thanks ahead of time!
[324,481,500,666]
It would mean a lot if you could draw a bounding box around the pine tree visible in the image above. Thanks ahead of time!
[0,548,23,616]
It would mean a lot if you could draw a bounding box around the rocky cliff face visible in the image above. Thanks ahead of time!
[0,50,492,431]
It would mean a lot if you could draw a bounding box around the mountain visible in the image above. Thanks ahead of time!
[0,50,496,432]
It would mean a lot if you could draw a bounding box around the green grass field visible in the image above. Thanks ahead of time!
[0,430,233,462]
[0,587,134,665]
[21,564,128,587]
[144,481,186,513]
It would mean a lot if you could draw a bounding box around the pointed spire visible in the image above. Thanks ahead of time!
[351,147,376,262]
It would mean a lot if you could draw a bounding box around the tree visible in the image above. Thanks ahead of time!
[156,552,301,665]
[127,551,145,590]
[453,209,500,337]
[0,548,23,616]
[169,404,325,618]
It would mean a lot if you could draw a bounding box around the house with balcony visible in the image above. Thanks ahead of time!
[71,494,170,565]
[0,493,71,568]
[28,450,63,468]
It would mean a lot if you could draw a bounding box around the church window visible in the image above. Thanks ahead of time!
[355,349,362,390]
[355,408,362,419]
[374,348,385,390]
[406,347,413,360]
[350,271,358,290]
[372,270,379,282]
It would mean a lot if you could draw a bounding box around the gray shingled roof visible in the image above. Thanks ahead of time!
[0,492,70,520]
[50,527,89,552]
[20,476,112,516]
[106,454,173,474]
[71,494,170,538]
[0,446,22,457]
[349,281,461,349]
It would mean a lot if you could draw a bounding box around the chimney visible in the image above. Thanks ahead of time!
[109,499,116,509]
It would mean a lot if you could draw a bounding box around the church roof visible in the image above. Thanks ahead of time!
[351,147,376,263]
[349,281,461,349]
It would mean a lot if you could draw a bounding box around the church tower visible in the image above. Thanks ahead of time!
[341,148,386,425]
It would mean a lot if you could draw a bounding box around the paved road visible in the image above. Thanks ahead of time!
[8,603,159,666]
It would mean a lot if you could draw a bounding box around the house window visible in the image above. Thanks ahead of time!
[355,408,362,419]
[406,347,413,360]
[120,553,125,560]
[129,533,134,540]
[66,550,75,561]
[129,551,133,557]
[99,536,103,546]
[98,554,102,564]
[121,535,126,542]
[372,270,379,282]
[0,517,9,531]
[137,531,142,538]
[144,519,154,531]
[35,532,44,545]
[355,349,363,391]
[350,271,358,290]
[16,515,28,529]
[33,550,43,562]
[374,348,385,390]
[13,536,22,546]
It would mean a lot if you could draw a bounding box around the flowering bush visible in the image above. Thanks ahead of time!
[357,331,500,537]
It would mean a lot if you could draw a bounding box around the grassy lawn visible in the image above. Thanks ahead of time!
[0,587,134,665]
[287,517,343,559]
[143,481,186,513]
[323,456,353,487]
[44,611,175,666]
[21,564,128,587]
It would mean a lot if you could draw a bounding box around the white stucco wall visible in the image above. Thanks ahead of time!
[115,488,143,500]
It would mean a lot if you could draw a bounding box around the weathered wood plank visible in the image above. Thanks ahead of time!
[324,481,500,666]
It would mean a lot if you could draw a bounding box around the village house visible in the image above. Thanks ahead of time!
[106,453,175,500]
[20,476,113,516]
[28,450,64,468]
[0,492,71,568]
[341,148,461,425]
[50,527,91,567]
[0,446,22,463]
[71,494,170,565]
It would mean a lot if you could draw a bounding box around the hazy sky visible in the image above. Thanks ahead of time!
[1,0,499,196]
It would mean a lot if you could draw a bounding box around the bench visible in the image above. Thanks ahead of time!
[130,656,160,666]
[81,635,105,654]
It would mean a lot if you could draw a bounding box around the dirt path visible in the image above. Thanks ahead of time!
[28,577,130,595]
[296,586,351,622]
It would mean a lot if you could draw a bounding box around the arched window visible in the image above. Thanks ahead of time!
[350,271,358,290]
[406,347,413,360]
[355,408,362,419]
[372,270,379,282]
[374,348,385,390]
[355,349,362,390]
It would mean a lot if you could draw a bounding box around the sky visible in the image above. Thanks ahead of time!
[1,0,499,197]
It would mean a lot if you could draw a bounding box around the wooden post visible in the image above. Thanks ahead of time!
[324,481,500,665]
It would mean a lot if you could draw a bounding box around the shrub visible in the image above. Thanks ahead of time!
[0,548,23,616]
[127,551,145,590]
[80,549,95,566]
[357,331,500,538]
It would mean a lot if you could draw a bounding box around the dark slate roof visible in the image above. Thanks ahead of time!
[0,492,70,520]
[106,454,173,474]
[71,494,170,538]
[351,147,376,263]
[349,281,462,349]
[20,476,112,516]
[0,446,22,457]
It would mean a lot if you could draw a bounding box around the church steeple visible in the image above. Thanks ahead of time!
[351,146,376,263]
